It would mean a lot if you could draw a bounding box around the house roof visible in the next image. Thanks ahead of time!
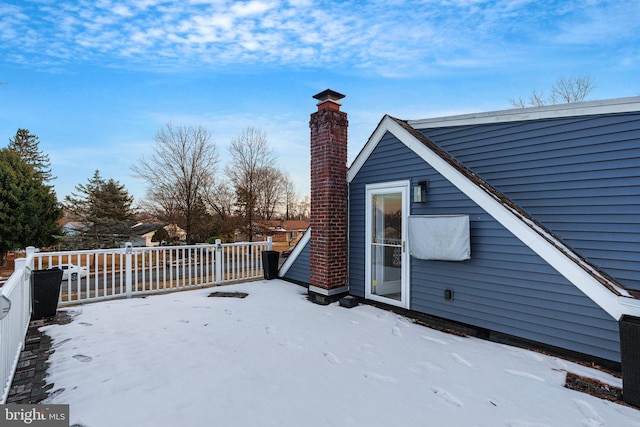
[131,222,165,236]
[62,221,85,229]
[261,220,309,231]
[348,98,640,320]
[278,226,311,277]
[408,95,640,128]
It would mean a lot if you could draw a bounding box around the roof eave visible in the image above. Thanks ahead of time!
[408,96,640,129]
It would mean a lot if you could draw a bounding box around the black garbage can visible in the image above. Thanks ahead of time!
[31,268,64,320]
[620,315,640,408]
[262,251,280,280]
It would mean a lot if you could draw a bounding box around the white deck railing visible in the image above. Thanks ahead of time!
[0,239,273,403]
[1,247,36,404]
[33,239,272,306]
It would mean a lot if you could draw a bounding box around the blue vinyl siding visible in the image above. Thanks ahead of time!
[417,112,640,291]
[349,131,621,362]
[281,241,311,284]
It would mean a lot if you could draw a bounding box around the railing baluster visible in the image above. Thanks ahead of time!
[30,240,267,305]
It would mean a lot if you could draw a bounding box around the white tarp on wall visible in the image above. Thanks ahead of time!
[408,215,470,261]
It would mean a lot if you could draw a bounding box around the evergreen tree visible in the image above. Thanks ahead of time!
[64,170,136,248]
[8,128,55,182]
[0,149,62,265]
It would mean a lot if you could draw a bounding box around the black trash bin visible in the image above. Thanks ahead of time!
[620,315,640,408]
[262,251,280,280]
[31,268,64,320]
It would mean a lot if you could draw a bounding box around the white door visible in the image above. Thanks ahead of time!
[365,181,409,309]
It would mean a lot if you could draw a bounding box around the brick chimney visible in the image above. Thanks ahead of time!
[308,89,349,304]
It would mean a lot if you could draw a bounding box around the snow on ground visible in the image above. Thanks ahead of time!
[41,280,640,427]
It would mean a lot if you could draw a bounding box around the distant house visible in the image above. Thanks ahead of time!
[234,220,309,244]
[130,223,164,247]
[57,216,186,248]
[60,220,86,236]
[260,220,309,245]
[131,223,187,247]
[281,92,640,368]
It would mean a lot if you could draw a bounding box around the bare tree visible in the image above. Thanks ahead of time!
[256,166,286,220]
[226,127,277,241]
[551,75,597,104]
[510,74,597,108]
[282,173,298,220]
[133,123,219,243]
[294,196,310,221]
[206,181,235,220]
[204,180,237,241]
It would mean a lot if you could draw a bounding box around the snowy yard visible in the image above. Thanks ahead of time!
[41,280,640,427]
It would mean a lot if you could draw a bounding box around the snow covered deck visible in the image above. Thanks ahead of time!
[41,280,638,426]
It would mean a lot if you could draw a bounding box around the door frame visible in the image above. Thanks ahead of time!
[364,180,410,309]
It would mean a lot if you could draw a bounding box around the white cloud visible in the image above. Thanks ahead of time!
[4,0,639,77]
[112,4,134,17]
[230,0,274,17]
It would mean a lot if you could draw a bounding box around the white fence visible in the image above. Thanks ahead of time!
[0,239,273,403]
[33,239,272,306]
[1,247,36,404]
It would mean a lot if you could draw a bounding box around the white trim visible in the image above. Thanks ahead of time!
[364,181,410,309]
[408,96,640,129]
[309,285,349,296]
[277,227,311,277]
[351,115,640,320]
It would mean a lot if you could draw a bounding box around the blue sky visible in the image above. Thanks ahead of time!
[1,0,639,204]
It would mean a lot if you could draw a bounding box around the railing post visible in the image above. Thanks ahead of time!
[125,242,133,299]
[267,236,272,251]
[215,239,223,285]
[13,257,30,350]
[14,258,26,272]
[25,246,36,271]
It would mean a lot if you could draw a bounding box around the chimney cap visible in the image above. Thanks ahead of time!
[313,89,345,105]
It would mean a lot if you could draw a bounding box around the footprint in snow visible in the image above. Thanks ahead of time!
[265,326,273,334]
[224,309,233,315]
[53,338,72,348]
[42,388,65,403]
[392,326,402,337]
[179,320,189,324]
[78,322,93,327]
[278,341,303,350]
[506,422,551,427]
[553,359,569,370]
[323,352,340,365]
[450,352,472,367]
[431,387,463,407]
[363,372,398,383]
[573,399,604,427]
[72,354,93,363]
[411,360,444,372]
[359,344,378,356]
[421,335,447,345]
[505,369,545,382]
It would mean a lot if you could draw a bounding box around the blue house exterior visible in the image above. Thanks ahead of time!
[280,96,640,365]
